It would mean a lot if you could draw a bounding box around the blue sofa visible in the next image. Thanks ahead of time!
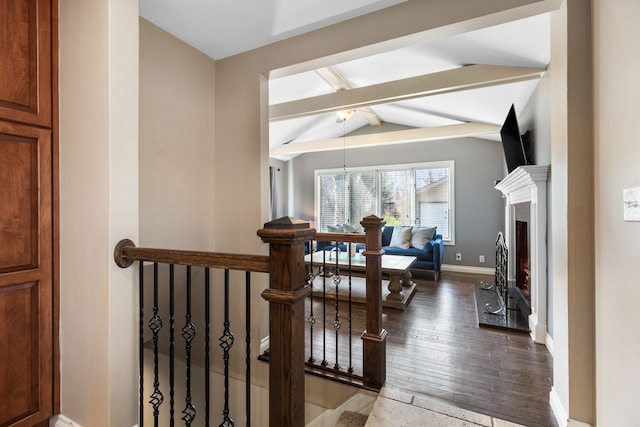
[381,225,443,281]
[313,224,443,281]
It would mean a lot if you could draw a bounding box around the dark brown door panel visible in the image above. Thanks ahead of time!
[0,120,53,426]
[0,0,52,127]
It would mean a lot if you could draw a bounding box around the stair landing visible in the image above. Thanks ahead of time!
[365,388,525,427]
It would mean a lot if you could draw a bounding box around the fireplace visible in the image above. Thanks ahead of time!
[495,165,549,344]
[515,220,529,298]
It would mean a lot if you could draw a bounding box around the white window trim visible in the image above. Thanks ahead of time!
[314,160,455,245]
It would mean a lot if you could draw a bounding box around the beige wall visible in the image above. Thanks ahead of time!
[137,19,355,422]
[139,18,215,250]
[548,1,595,424]
[59,0,139,425]
[593,0,640,424]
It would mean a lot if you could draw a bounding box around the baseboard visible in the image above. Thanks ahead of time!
[545,332,554,356]
[567,419,592,427]
[50,414,83,427]
[550,387,568,427]
[549,386,594,427]
[441,264,494,275]
[51,414,137,427]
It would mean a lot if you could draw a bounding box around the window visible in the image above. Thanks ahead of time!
[315,161,455,243]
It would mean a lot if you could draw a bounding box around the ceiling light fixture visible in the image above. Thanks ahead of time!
[336,109,356,122]
[342,113,348,174]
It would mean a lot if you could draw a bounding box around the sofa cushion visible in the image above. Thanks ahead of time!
[343,223,362,233]
[342,224,355,233]
[389,226,412,249]
[383,244,434,261]
[381,226,394,246]
[383,245,425,258]
[326,223,364,233]
[411,226,437,249]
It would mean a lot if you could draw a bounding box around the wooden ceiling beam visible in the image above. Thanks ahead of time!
[270,64,545,121]
[270,122,501,156]
[315,66,383,126]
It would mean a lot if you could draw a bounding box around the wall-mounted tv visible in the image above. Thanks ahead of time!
[500,104,532,174]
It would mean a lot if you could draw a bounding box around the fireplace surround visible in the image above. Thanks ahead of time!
[495,165,549,344]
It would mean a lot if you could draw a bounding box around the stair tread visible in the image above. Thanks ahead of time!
[336,411,368,427]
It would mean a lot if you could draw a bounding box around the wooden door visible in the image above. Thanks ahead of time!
[0,1,58,426]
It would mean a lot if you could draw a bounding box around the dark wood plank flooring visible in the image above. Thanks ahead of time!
[304,271,557,427]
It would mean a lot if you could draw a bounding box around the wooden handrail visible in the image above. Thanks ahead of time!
[313,232,366,244]
[113,239,270,272]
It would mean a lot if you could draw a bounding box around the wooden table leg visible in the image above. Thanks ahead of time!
[401,269,413,287]
[386,273,405,301]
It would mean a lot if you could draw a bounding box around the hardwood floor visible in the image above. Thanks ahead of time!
[305,271,557,427]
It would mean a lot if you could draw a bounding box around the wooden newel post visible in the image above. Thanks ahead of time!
[257,216,315,427]
[361,215,387,389]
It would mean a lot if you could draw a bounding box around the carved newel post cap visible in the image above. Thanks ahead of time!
[263,216,310,230]
[257,216,315,243]
[360,215,385,229]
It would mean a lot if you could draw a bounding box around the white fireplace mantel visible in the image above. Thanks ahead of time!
[495,165,549,344]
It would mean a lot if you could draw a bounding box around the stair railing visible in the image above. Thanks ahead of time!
[114,215,387,427]
[301,215,387,389]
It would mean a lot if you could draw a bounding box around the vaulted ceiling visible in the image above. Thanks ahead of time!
[139,1,550,161]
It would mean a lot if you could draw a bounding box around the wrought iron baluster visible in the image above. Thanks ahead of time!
[219,269,235,427]
[333,242,342,371]
[169,264,175,426]
[347,253,354,374]
[321,249,328,367]
[245,271,251,427]
[205,268,211,426]
[139,261,144,427]
[182,266,197,425]
[307,239,316,364]
[115,241,266,426]
[149,263,164,425]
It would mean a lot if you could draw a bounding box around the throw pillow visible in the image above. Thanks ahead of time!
[389,226,412,249]
[411,226,437,249]
[342,224,356,233]
[327,225,343,233]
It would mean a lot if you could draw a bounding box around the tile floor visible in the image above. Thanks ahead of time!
[365,387,525,427]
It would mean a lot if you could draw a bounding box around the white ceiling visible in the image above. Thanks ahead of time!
[139,2,550,161]
[139,0,409,60]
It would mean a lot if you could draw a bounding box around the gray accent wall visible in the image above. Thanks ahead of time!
[287,136,505,268]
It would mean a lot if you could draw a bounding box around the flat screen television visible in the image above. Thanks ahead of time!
[500,104,531,173]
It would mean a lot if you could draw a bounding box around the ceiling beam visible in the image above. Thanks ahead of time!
[315,66,350,91]
[270,64,545,121]
[315,66,382,126]
[270,122,500,156]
